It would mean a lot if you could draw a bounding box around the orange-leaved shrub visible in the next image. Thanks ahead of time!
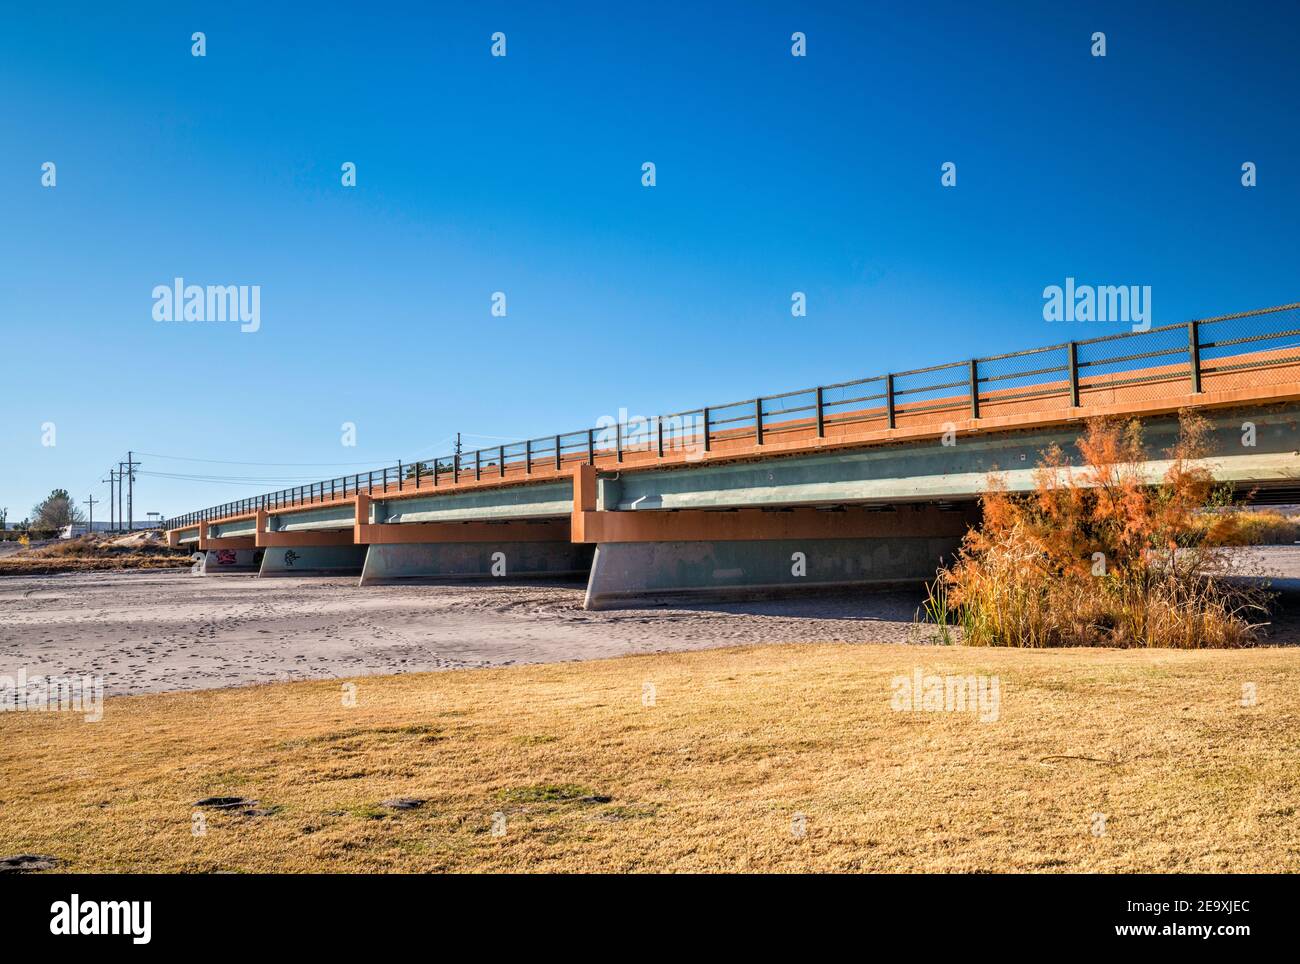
[927,411,1269,648]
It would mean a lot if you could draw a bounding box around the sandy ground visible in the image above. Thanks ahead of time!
[0,569,932,696]
[4,547,1299,697]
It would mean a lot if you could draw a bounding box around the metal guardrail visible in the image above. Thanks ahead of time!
[165,302,1300,529]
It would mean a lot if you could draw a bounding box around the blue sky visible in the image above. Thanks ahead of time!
[2,0,1297,522]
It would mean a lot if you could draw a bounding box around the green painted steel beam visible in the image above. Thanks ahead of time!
[609,406,1300,511]
[378,480,573,524]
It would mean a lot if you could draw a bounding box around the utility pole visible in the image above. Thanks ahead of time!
[117,462,125,533]
[104,471,116,532]
[455,432,462,460]
[125,451,137,532]
[84,494,97,534]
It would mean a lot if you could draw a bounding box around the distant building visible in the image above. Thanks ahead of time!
[59,521,159,539]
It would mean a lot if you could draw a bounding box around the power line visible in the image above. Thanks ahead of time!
[135,451,394,467]
[454,432,526,442]
[137,474,328,487]
[134,433,523,469]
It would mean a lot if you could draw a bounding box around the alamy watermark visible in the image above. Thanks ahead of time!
[596,407,706,461]
[0,668,103,722]
[50,894,151,944]
[890,668,1000,723]
[152,278,260,333]
[1043,277,1151,332]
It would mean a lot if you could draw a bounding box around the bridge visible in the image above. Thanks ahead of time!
[165,303,1300,608]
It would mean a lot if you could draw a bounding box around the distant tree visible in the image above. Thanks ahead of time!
[30,489,86,530]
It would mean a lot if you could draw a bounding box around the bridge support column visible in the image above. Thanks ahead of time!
[259,544,367,576]
[575,503,977,610]
[194,520,262,573]
[355,519,590,586]
[197,548,264,574]
[255,510,365,575]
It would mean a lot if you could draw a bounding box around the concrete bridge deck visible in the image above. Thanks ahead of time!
[166,303,1300,604]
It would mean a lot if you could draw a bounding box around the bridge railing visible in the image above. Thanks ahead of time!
[164,301,1300,530]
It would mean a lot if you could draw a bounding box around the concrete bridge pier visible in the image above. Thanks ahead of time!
[197,548,263,574]
[572,466,978,609]
[582,531,968,609]
[255,513,366,576]
[194,520,263,573]
[259,544,368,576]
[356,518,591,586]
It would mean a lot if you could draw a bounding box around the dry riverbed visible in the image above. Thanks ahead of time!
[0,569,934,696]
[3,546,1300,698]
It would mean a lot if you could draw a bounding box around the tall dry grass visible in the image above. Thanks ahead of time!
[928,411,1270,648]
[1199,508,1300,546]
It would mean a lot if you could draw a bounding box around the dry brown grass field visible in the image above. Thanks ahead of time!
[2,641,1298,873]
[0,534,191,576]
